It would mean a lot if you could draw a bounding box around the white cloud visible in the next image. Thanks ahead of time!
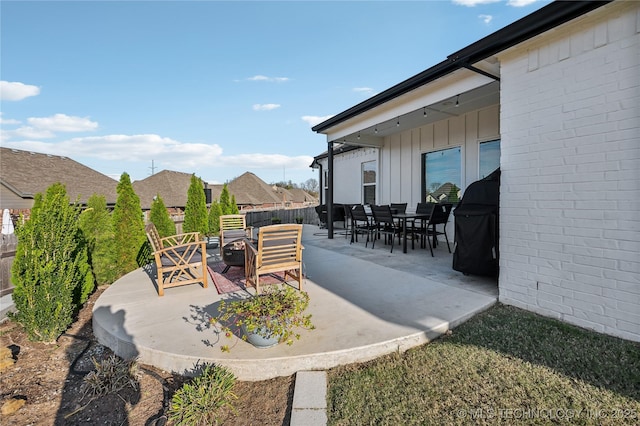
[252,103,281,111]
[0,81,41,101]
[479,14,493,24]
[7,127,56,139]
[28,113,98,132]
[507,0,538,6]
[247,75,290,83]
[1,135,312,180]
[452,0,501,6]
[301,115,333,127]
[221,153,314,170]
[351,87,375,96]
[0,113,20,125]
[1,134,225,169]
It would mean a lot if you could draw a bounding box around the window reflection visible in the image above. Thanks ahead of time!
[479,140,500,179]
[423,147,461,203]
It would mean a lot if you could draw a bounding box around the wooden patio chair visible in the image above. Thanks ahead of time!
[245,224,304,294]
[219,214,253,254]
[145,224,208,296]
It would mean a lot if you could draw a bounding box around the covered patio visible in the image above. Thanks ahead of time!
[93,224,497,381]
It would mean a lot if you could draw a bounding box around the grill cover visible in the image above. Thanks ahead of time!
[452,168,500,276]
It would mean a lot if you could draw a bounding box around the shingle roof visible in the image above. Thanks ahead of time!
[227,172,283,206]
[133,170,219,210]
[288,188,318,203]
[0,147,118,204]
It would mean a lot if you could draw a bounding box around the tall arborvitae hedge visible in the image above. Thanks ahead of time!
[219,184,233,215]
[230,194,239,214]
[10,183,94,342]
[183,174,208,236]
[208,199,222,236]
[112,172,146,276]
[78,194,118,285]
[149,194,176,238]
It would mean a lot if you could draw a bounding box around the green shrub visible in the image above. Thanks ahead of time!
[219,184,231,215]
[149,194,176,238]
[169,364,237,425]
[183,174,208,236]
[230,195,239,214]
[78,194,118,285]
[219,184,234,215]
[10,183,94,342]
[208,199,222,236]
[112,172,146,277]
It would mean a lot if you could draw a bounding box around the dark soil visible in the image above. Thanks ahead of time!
[0,286,294,425]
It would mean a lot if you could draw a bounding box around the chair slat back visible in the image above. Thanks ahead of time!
[220,214,247,231]
[257,224,302,267]
[145,224,163,252]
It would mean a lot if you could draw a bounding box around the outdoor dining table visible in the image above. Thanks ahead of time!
[392,212,432,254]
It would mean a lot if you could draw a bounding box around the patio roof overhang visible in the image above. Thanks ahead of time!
[318,68,500,148]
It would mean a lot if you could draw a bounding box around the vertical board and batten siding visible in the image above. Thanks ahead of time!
[318,106,499,212]
[379,104,500,209]
[320,147,378,204]
[498,2,640,342]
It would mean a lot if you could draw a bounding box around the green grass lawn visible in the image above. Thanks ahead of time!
[327,304,640,425]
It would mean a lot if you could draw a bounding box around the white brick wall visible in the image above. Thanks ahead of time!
[498,2,640,342]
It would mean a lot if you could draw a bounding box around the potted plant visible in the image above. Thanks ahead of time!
[295,216,304,224]
[214,285,314,351]
[271,217,282,224]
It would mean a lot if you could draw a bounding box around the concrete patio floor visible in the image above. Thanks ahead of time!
[93,224,498,381]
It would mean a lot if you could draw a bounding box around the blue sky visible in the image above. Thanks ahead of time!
[1,0,549,186]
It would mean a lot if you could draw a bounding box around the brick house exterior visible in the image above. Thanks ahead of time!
[312,1,639,342]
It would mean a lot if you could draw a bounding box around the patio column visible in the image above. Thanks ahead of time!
[327,141,334,239]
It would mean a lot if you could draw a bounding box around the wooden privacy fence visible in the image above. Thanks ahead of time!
[244,206,320,228]
[0,234,17,299]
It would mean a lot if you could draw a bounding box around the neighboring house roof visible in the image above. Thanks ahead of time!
[288,187,318,204]
[133,170,218,210]
[427,183,461,203]
[311,1,610,134]
[0,147,118,205]
[227,172,285,206]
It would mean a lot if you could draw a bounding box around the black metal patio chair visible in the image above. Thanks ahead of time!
[370,205,403,252]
